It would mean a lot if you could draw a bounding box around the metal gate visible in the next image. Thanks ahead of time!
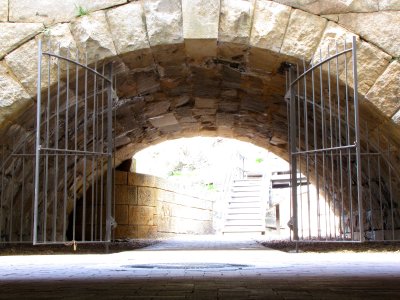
[286,36,400,242]
[0,40,117,245]
[32,40,117,244]
[286,36,363,241]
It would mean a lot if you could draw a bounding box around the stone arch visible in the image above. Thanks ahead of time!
[0,0,399,240]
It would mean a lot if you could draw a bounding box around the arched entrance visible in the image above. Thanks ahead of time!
[0,0,399,244]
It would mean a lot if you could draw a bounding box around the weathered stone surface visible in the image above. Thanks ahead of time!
[0,63,32,126]
[219,0,254,44]
[115,171,128,185]
[106,2,149,54]
[143,0,183,47]
[4,39,40,96]
[129,206,155,225]
[366,61,400,117]
[9,0,126,24]
[41,23,78,62]
[280,9,327,60]
[343,40,391,94]
[182,0,220,39]
[138,187,157,207]
[70,10,117,63]
[115,204,129,225]
[4,23,76,96]
[0,23,44,59]
[115,224,137,239]
[195,97,217,109]
[312,22,357,74]
[273,0,378,15]
[250,0,291,52]
[115,185,129,205]
[182,0,220,61]
[379,0,400,10]
[330,12,400,57]
[0,0,7,21]
[149,113,179,128]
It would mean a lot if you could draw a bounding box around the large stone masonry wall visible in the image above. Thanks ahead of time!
[113,171,216,239]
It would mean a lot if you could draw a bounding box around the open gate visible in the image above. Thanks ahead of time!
[286,36,363,242]
[0,40,117,245]
[31,40,117,244]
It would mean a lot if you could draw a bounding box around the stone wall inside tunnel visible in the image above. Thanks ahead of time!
[0,0,400,242]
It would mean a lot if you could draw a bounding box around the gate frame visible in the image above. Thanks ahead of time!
[286,36,364,242]
[33,39,115,245]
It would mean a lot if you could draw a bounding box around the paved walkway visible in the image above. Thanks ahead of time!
[0,236,400,299]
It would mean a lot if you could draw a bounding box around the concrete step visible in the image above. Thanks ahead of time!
[226,208,263,214]
[225,219,265,226]
[233,180,262,186]
[231,186,262,192]
[231,192,261,198]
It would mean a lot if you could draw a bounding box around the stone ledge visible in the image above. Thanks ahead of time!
[9,0,127,25]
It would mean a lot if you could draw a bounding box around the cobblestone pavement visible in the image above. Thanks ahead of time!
[0,236,399,299]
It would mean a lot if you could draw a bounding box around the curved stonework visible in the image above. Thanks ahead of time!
[0,0,400,238]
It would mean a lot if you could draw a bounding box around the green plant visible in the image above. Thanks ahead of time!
[75,4,89,17]
[255,157,263,164]
[168,170,182,177]
[205,183,216,191]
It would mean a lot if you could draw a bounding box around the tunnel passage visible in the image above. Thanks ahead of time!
[0,0,399,243]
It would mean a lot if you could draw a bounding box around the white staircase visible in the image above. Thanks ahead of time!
[222,175,266,235]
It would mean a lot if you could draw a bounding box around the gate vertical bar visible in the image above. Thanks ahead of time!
[105,63,113,242]
[33,39,43,245]
[352,36,363,241]
[289,67,299,241]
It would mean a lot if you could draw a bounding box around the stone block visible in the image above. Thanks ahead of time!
[219,0,254,44]
[182,0,220,39]
[312,22,357,75]
[115,204,129,225]
[274,0,378,15]
[70,10,117,64]
[127,186,138,205]
[9,0,126,24]
[250,0,291,52]
[129,206,155,225]
[0,23,44,59]
[128,173,156,187]
[114,171,128,185]
[0,62,32,128]
[280,9,327,60]
[4,23,76,96]
[114,225,138,239]
[115,185,128,205]
[341,40,390,95]
[185,39,217,62]
[144,101,171,118]
[106,2,150,55]
[366,61,400,117]
[138,187,157,207]
[137,225,158,238]
[143,0,183,47]
[149,113,179,128]
[195,97,217,109]
[380,0,400,10]
[0,0,7,21]
[330,11,400,57]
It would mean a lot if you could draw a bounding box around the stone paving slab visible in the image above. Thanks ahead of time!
[0,237,399,299]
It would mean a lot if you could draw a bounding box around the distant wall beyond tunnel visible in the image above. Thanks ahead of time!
[112,172,215,239]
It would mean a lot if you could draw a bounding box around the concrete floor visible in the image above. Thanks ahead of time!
[0,236,399,299]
